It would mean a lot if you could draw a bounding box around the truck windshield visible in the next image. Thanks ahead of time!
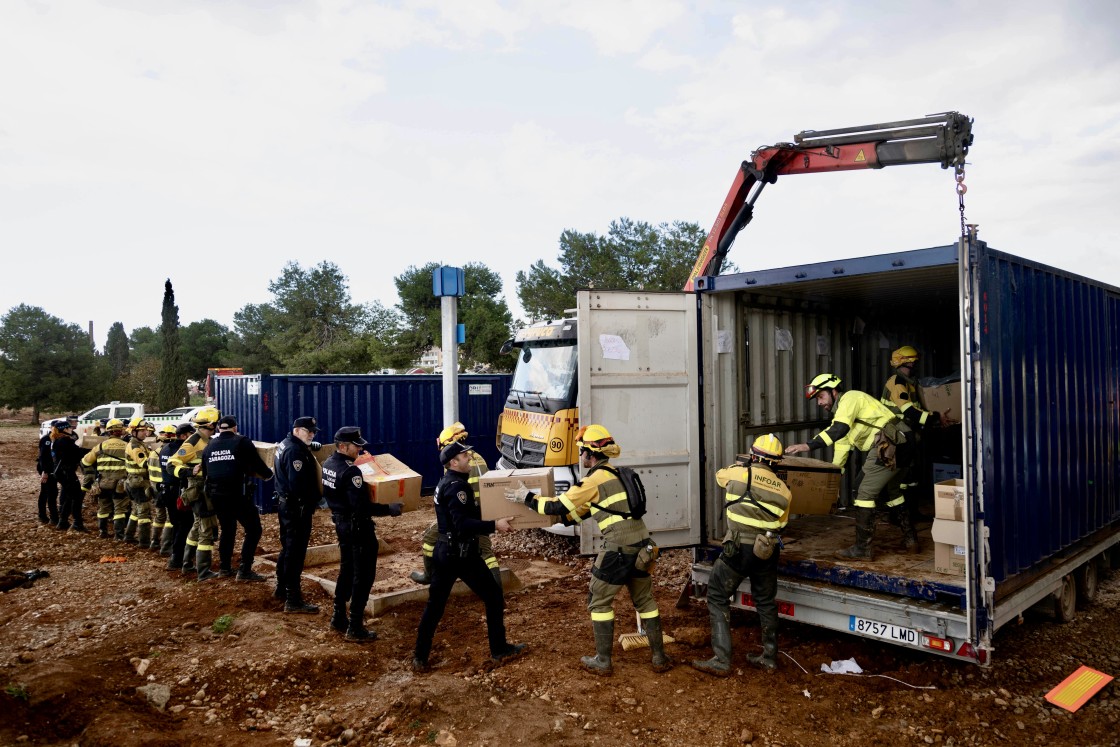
[509,344,577,411]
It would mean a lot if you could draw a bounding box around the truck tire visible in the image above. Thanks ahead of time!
[1053,574,1077,623]
[1075,561,1099,609]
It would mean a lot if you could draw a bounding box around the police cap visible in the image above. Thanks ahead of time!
[293,416,318,433]
[217,415,238,430]
[440,440,474,465]
[333,426,367,446]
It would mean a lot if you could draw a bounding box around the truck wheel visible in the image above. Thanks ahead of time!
[1054,574,1077,623]
[1075,561,1099,608]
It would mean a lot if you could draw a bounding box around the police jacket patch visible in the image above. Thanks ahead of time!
[293,460,303,471]
[457,490,469,504]
[352,475,363,488]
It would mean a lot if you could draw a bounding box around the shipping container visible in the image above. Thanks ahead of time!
[215,373,512,512]
[576,236,1120,664]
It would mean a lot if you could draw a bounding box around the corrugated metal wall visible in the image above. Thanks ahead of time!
[215,374,512,511]
[977,247,1120,582]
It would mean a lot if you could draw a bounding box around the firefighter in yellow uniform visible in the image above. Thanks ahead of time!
[506,425,670,675]
[81,419,131,539]
[410,423,500,590]
[122,418,156,547]
[693,435,791,675]
[168,407,221,580]
[148,424,178,555]
[787,373,917,559]
[881,345,943,518]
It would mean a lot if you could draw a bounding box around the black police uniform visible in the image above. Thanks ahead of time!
[413,460,517,667]
[37,431,60,524]
[274,432,321,606]
[202,430,273,578]
[161,438,193,569]
[322,448,398,638]
[51,432,89,531]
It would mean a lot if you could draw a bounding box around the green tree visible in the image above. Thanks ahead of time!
[180,319,231,382]
[104,322,131,379]
[129,327,161,362]
[515,218,719,320]
[226,303,282,374]
[157,280,187,410]
[0,305,107,421]
[113,357,162,406]
[394,262,514,372]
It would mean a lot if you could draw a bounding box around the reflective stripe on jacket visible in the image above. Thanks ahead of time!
[715,462,791,540]
[815,390,899,469]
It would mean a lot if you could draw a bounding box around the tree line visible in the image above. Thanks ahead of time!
[1,218,715,420]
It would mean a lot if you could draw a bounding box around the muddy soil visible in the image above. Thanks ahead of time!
[1,420,1118,746]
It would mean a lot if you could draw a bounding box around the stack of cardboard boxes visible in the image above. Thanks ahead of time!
[931,478,967,575]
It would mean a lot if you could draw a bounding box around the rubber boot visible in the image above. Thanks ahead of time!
[159,525,175,556]
[98,518,110,539]
[137,522,151,549]
[196,549,219,581]
[645,617,673,673]
[835,507,875,560]
[149,526,161,551]
[113,518,127,541]
[409,555,434,585]
[894,505,918,552]
[123,518,139,544]
[747,626,779,672]
[691,610,732,677]
[181,546,197,574]
[580,620,614,676]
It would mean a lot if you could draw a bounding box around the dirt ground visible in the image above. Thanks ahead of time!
[1,419,1119,747]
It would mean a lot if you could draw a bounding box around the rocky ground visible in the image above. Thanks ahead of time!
[1,418,1118,747]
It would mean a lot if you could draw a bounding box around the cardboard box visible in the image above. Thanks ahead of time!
[921,381,963,424]
[934,478,966,521]
[931,518,967,575]
[253,441,337,496]
[932,462,963,484]
[771,456,841,515]
[355,453,422,513]
[479,468,557,529]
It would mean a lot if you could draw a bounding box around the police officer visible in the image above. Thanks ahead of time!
[81,418,131,539]
[411,422,502,594]
[413,441,525,672]
[162,423,196,570]
[274,416,323,613]
[204,415,273,581]
[693,435,792,676]
[322,426,401,641]
[122,418,156,547]
[168,407,220,579]
[51,420,89,532]
[36,420,63,525]
[507,424,669,675]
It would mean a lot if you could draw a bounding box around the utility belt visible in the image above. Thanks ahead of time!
[437,532,479,559]
[603,538,647,555]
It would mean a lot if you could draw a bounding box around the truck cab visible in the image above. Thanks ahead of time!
[40,402,145,438]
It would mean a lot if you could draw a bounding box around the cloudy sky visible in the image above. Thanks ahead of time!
[2,0,1118,349]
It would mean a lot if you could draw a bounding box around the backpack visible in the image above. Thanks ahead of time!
[596,465,648,520]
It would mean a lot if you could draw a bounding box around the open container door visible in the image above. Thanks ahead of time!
[576,290,703,553]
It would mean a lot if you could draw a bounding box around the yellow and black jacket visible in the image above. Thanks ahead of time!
[714,461,791,544]
[526,461,644,540]
[808,390,900,470]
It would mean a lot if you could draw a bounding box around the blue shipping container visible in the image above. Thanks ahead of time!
[215,374,512,512]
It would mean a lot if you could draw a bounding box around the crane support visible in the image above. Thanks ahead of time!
[684,112,974,290]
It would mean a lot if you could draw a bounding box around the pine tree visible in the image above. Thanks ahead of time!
[157,279,187,410]
[104,321,130,379]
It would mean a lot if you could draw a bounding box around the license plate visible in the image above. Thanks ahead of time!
[849,616,918,645]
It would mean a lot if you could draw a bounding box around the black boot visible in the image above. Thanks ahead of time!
[580,620,614,676]
[330,607,348,633]
[284,594,320,614]
[98,518,109,539]
[645,617,673,673]
[835,507,875,560]
[345,619,376,643]
[692,609,732,677]
[159,525,174,556]
[113,518,127,541]
[747,626,779,672]
[196,549,219,581]
[123,518,139,544]
[137,521,151,549]
[894,504,919,552]
[181,546,197,574]
[409,555,434,585]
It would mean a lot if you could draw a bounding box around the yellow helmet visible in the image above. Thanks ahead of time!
[105,418,126,432]
[576,424,620,457]
[129,417,154,431]
[191,406,221,426]
[157,423,178,439]
[436,422,468,449]
[805,373,841,399]
[750,433,784,463]
[890,345,920,368]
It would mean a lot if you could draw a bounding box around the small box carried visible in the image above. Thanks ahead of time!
[479,468,556,529]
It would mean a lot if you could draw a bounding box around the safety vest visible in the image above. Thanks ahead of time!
[167,433,209,479]
[565,463,632,533]
[716,462,791,539]
[125,439,152,482]
[815,390,900,469]
[882,373,932,425]
[81,437,129,482]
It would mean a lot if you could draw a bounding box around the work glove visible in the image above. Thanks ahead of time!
[387,502,403,517]
[503,482,534,504]
[309,441,322,451]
